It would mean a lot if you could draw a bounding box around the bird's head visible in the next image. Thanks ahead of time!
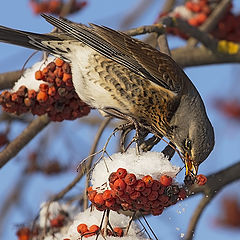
[168,94,215,177]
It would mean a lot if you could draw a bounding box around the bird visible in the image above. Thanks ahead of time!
[0,14,214,177]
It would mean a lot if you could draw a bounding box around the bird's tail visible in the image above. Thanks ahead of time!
[0,25,61,51]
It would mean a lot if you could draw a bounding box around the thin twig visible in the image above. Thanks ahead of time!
[140,212,159,240]
[51,117,111,202]
[125,24,166,37]
[157,33,171,56]
[83,117,112,209]
[185,196,212,240]
[0,115,50,168]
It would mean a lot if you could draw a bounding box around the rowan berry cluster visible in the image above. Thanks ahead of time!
[16,226,39,240]
[157,0,211,39]
[29,0,87,15]
[76,223,123,238]
[0,58,90,121]
[88,168,187,216]
[159,0,240,43]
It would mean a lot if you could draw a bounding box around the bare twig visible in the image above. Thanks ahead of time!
[160,17,218,52]
[157,33,171,56]
[185,196,212,240]
[83,117,112,209]
[51,117,111,202]
[0,115,50,168]
[125,24,166,37]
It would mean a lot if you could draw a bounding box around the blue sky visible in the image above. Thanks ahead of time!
[1,1,240,239]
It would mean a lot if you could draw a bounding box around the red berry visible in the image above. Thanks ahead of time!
[114,179,126,191]
[109,172,118,184]
[94,193,105,206]
[89,225,99,233]
[130,191,141,200]
[151,200,161,209]
[37,91,48,103]
[116,168,127,178]
[142,175,153,188]
[113,227,123,237]
[135,179,146,191]
[55,58,64,67]
[105,199,116,208]
[39,83,49,92]
[158,194,169,205]
[137,195,148,205]
[151,180,161,190]
[178,188,187,200]
[151,208,163,216]
[83,231,95,238]
[102,190,113,201]
[196,174,207,185]
[160,175,172,186]
[125,185,135,195]
[87,188,97,202]
[148,190,159,201]
[77,223,88,234]
[124,173,137,185]
[158,185,165,195]
[50,215,64,228]
[141,187,151,197]
[35,70,43,80]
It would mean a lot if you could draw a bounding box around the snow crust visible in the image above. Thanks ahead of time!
[91,148,180,189]
[12,57,55,92]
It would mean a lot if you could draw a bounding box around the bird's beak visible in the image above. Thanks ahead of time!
[185,153,198,176]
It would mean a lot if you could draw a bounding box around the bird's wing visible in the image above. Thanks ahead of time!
[41,14,183,94]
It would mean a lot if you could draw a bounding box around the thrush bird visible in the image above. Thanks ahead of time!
[0,14,214,176]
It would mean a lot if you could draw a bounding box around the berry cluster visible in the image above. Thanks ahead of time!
[16,226,39,240]
[184,0,210,26]
[50,213,67,228]
[157,0,211,39]
[158,1,240,43]
[30,0,87,15]
[215,99,240,120]
[211,9,240,42]
[0,58,91,121]
[77,223,123,238]
[88,168,187,216]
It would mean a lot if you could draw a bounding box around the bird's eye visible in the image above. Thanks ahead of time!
[185,139,192,150]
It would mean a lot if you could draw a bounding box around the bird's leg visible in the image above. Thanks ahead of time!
[161,141,176,160]
[139,135,161,152]
[102,107,146,154]
[119,124,134,153]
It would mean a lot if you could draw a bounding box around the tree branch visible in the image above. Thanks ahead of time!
[0,115,50,168]
[172,46,240,67]
[184,161,240,239]
[185,196,212,240]
[0,70,22,90]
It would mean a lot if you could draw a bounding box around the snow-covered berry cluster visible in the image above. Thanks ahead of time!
[88,168,186,216]
[0,58,90,121]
